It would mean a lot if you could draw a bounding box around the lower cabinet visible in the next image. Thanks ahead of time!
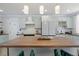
[0,35,8,56]
[11,48,54,56]
[17,48,74,56]
[9,48,31,56]
[0,48,7,56]
[9,48,78,56]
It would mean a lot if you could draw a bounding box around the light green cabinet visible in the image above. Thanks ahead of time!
[0,35,8,56]
[0,35,8,43]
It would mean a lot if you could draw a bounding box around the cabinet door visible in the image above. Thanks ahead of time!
[42,20,48,35]
[42,16,57,35]
[42,16,49,35]
[48,16,57,35]
[0,35,8,56]
[66,17,72,28]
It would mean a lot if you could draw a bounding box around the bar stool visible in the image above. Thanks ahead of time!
[54,49,61,56]
[18,50,24,56]
[30,49,35,56]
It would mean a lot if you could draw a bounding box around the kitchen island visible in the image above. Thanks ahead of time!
[0,36,79,47]
[0,36,79,56]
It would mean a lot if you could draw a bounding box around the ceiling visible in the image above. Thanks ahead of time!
[0,3,79,15]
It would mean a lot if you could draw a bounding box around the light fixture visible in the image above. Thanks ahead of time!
[55,5,60,14]
[39,5,44,14]
[22,5,29,14]
[0,9,3,12]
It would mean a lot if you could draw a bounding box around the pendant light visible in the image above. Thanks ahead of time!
[55,5,60,14]
[40,5,44,14]
[22,5,29,14]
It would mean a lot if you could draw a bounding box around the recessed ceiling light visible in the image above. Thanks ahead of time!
[0,9,3,12]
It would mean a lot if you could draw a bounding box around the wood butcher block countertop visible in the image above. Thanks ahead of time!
[0,36,79,48]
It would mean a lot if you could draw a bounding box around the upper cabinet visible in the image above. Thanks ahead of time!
[42,15,57,35]
[48,16,57,35]
[32,16,41,28]
[66,17,73,28]
[58,16,73,28]
[42,16,49,35]
[58,21,67,28]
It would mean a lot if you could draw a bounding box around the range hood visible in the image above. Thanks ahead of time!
[23,16,35,35]
[25,17,34,24]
